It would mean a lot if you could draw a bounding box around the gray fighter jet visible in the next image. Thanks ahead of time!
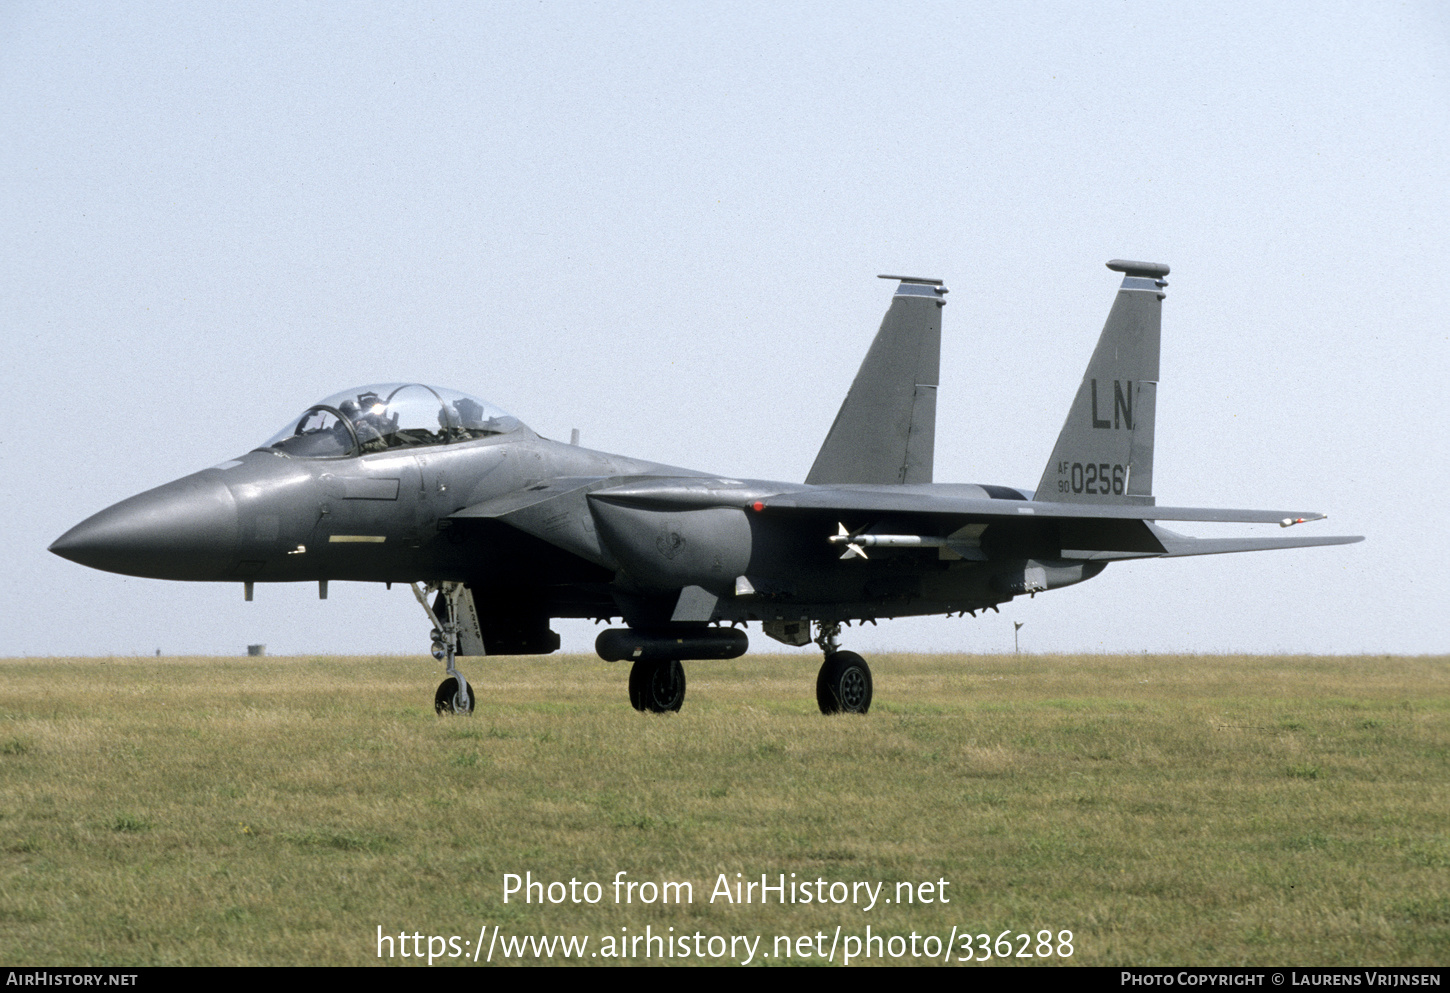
[50,260,1362,715]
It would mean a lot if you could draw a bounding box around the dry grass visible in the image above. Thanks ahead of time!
[0,652,1445,965]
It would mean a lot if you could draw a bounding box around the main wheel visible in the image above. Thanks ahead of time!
[816,651,872,714]
[434,677,476,715]
[628,659,686,713]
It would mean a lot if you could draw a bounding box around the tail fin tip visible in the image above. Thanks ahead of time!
[1106,259,1170,278]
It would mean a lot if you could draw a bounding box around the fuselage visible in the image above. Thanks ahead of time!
[49,425,1101,631]
[50,428,668,585]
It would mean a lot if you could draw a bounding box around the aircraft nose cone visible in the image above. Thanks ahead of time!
[50,473,240,580]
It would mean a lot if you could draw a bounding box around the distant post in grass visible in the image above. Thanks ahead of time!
[1014,622,1024,654]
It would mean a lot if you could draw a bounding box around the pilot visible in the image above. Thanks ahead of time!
[328,400,361,453]
[453,397,488,436]
[346,395,389,451]
[438,402,462,441]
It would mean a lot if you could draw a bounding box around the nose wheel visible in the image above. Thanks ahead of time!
[628,658,686,713]
[434,677,476,715]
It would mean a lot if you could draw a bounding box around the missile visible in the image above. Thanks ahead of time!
[828,523,988,561]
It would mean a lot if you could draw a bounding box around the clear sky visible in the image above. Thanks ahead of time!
[3,2,1446,657]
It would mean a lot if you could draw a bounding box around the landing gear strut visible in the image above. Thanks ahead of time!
[412,582,474,715]
[814,621,872,715]
[628,658,686,713]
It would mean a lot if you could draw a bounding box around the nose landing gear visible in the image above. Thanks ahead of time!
[813,622,872,715]
[412,582,475,715]
[434,676,476,715]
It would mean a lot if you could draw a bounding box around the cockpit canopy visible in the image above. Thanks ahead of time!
[260,384,522,459]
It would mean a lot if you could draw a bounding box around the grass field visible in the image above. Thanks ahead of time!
[0,652,1445,966]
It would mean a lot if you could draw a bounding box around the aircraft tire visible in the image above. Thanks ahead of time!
[816,651,872,715]
[628,659,686,713]
[434,677,476,716]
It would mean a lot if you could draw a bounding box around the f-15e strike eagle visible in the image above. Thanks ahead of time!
[51,260,1361,715]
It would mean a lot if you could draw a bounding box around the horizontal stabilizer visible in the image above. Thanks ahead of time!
[1146,524,1364,558]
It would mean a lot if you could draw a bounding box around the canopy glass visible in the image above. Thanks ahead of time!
[260,384,521,458]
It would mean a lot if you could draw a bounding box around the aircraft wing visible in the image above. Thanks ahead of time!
[454,475,1361,565]
[755,485,1328,525]
[587,479,1363,558]
[593,479,1331,525]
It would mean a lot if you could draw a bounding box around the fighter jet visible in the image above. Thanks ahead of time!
[50,260,1362,716]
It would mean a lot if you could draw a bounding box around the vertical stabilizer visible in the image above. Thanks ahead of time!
[806,276,946,485]
[1035,260,1167,505]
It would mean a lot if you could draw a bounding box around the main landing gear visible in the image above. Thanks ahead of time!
[814,622,872,715]
[596,627,748,715]
[610,622,871,715]
[412,582,474,715]
[628,658,686,713]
